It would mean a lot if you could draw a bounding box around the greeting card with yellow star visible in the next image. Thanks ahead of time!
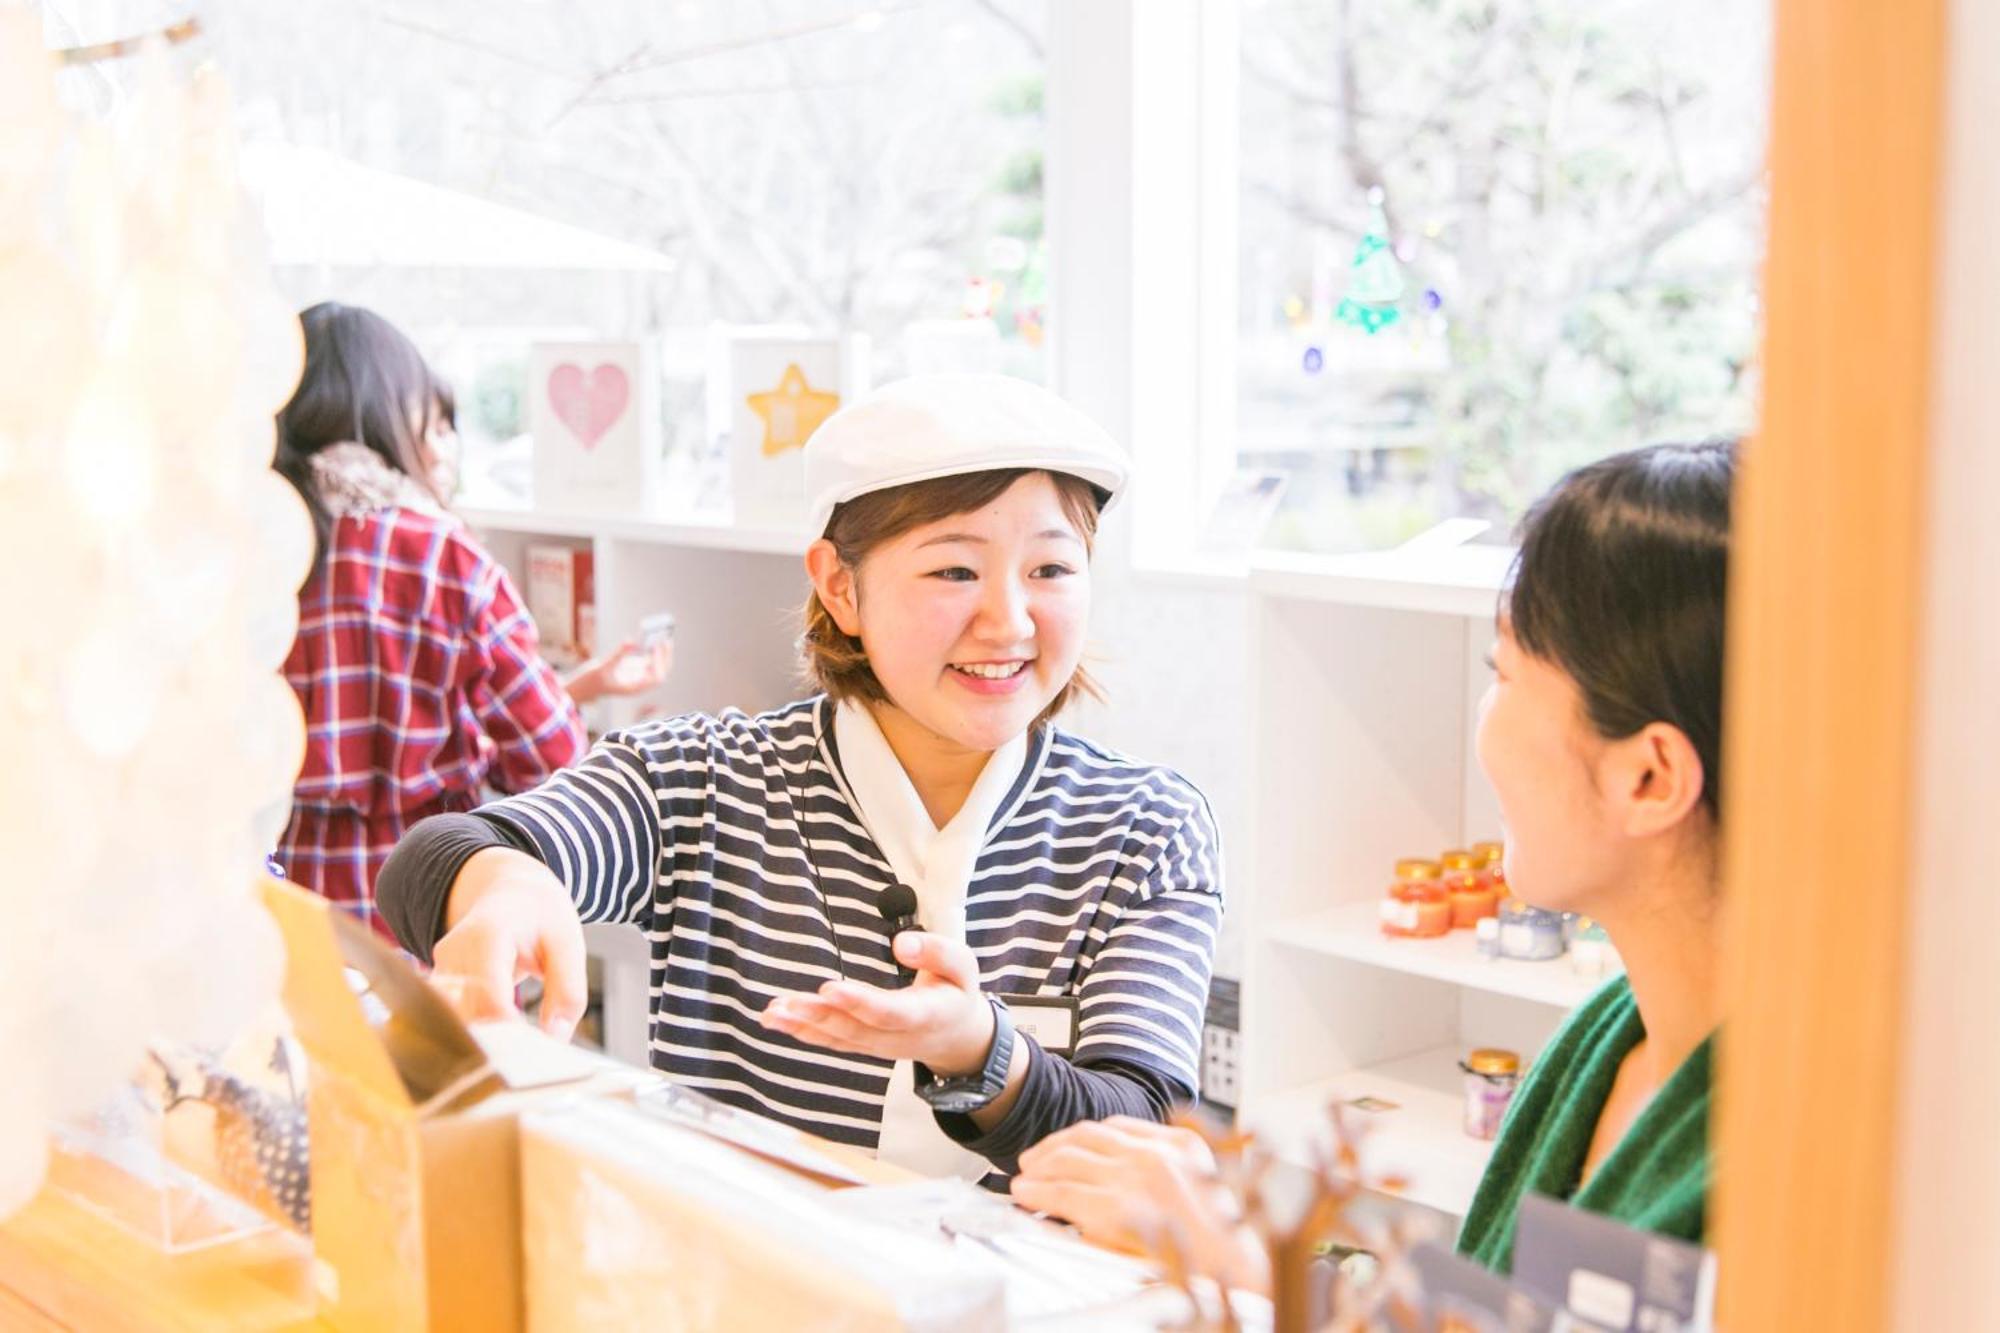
[745,362,841,457]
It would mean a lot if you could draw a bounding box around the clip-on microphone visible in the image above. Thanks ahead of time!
[878,882,921,984]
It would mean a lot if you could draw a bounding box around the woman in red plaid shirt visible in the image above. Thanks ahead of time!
[270,303,665,940]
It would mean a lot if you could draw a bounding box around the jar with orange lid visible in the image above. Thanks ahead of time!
[1380,858,1451,939]
[1445,871,1498,928]
[1460,1048,1521,1140]
[1470,841,1506,893]
[1439,849,1479,876]
[1394,857,1442,882]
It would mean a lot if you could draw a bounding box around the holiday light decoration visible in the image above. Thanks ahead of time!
[0,12,306,1217]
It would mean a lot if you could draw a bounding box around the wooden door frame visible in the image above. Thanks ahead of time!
[1715,0,1947,1327]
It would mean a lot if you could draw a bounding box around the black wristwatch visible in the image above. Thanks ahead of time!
[914,995,1015,1114]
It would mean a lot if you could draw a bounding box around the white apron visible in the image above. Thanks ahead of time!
[831,700,1026,1179]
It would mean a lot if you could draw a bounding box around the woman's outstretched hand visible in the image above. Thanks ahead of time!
[562,637,672,704]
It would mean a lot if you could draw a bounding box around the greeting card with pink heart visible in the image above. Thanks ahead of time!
[546,361,630,451]
[530,340,659,513]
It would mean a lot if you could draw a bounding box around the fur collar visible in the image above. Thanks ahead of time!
[307,442,447,519]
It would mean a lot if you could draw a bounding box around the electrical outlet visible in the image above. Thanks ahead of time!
[1200,975,1242,1117]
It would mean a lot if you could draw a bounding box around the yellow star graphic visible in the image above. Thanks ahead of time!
[745,363,841,457]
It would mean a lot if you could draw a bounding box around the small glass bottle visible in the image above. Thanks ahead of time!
[1460,1048,1521,1140]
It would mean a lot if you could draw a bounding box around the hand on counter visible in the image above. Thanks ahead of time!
[1009,1117,1271,1295]
[429,847,589,1039]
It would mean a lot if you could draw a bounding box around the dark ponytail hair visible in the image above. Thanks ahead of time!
[272,302,452,567]
[1505,441,1736,820]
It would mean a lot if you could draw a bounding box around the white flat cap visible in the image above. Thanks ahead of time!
[803,373,1129,536]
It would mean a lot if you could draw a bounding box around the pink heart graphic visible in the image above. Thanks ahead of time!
[547,362,631,451]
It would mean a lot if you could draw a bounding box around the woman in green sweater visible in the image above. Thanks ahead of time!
[1009,440,1734,1280]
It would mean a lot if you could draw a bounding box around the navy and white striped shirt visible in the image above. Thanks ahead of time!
[452,695,1222,1155]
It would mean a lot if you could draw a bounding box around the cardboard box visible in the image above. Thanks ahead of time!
[518,1100,1004,1333]
[262,882,644,1332]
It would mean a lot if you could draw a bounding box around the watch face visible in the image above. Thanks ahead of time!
[916,995,1013,1112]
[923,1086,994,1115]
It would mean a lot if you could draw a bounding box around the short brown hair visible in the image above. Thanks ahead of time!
[799,468,1105,727]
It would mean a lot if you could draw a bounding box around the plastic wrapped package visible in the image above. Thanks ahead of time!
[41,1016,310,1250]
[44,1087,277,1255]
[520,1100,1006,1333]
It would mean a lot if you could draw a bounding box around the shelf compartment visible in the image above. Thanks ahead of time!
[1239,1044,1495,1220]
[1264,900,1616,1009]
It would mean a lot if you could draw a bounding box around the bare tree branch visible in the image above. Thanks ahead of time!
[362,6,576,80]
[1571,165,1764,299]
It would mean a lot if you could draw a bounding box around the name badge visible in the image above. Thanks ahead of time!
[999,995,1079,1057]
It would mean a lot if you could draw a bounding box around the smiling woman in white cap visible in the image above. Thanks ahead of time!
[376,374,1222,1180]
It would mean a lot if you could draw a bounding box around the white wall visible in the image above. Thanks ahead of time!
[1890,0,2000,1321]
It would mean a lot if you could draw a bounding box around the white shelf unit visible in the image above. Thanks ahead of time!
[1270,901,1609,1011]
[465,506,814,1065]
[1247,544,1516,618]
[1236,581,1602,1223]
[457,501,809,558]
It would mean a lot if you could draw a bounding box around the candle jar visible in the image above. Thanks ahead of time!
[1446,871,1498,929]
[1381,878,1451,939]
[1497,900,1566,961]
[1470,842,1506,893]
[1380,860,1449,939]
[1474,915,1501,959]
[1394,857,1443,883]
[1570,917,1618,977]
[1460,1048,1521,1140]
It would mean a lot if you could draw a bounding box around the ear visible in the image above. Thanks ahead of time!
[1605,722,1708,837]
[804,539,862,637]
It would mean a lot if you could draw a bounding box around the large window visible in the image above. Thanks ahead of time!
[1235,0,1768,553]
[207,0,1047,501]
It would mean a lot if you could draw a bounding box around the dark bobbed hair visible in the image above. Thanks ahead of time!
[1505,440,1736,820]
[272,301,453,566]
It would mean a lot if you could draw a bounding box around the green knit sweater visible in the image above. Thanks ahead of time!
[1455,976,1713,1275]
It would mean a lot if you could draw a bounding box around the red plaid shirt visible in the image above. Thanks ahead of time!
[277,505,585,939]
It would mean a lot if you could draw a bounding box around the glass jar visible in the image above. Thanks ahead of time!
[1460,1048,1521,1140]
[1438,849,1479,877]
[1446,870,1498,929]
[1381,877,1451,939]
[1394,857,1443,883]
[1570,917,1618,977]
[1497,900,1566,960]
[1474,915,1501,959]
[1470,842,1507,894]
